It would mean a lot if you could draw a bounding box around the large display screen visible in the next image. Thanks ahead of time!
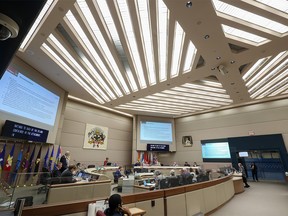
[201,140,231,162]
[0,68,60,126]
[140,121,173,144]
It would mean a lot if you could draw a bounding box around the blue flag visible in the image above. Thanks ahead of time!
[53,145,62,171]
[43,147,50,169]
[11,146,24,184]
[0,144,7,174]
[48,145,54,171]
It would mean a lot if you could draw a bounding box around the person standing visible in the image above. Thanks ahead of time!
[60,151,70,173]
[238,163,250,188]
[250,162,259,182]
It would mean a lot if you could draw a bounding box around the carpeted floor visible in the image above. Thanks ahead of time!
[210,180,288,216]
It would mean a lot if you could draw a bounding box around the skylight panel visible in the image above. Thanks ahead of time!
[136,0,156,86]
[183,41,196,73]
[96,0,137,93]
[242,57,269,81]
[158,0,169,82]
[20,0,54,50]
[212,0,288,34]
[116,0,147,89]
[76,0,125,97]
[256,0,288,13]
[222,24,268,44]
[48,34,110,102]
[171,22,185,78]
[42,43,105,104]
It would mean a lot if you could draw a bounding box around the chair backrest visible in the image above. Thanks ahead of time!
[169,176,179,187]
[159,178,169,189]
[87,165,95,168]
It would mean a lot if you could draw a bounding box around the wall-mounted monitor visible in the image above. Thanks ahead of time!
[0,67,60,126]
[238,151,249,157]
[136,116,176,151]
[201,139,231,162]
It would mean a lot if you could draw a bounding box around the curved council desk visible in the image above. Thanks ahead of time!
[85,167,119,180]
[46,173,111,204]
[23,175,236,216]
[134,166,200,176]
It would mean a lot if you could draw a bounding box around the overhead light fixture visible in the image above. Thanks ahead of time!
[204,34,210,39]
[186,1,193,8]
[0,13,19,41]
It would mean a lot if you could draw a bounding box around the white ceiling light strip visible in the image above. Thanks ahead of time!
[183,41,197,73]
[48,34,110,102]
[158,0,169,82]
[147,94,219,108]
[154,92,230,106]
[221,24,268,44]
[242,57,269,81]
[269,83,288,97]
[20,0,54,50]
[65,11,121,100]
[249,57,288,95]
[253,76,288,99]
[247,51,287,90]
[76,0,125,98]
[171,21,185,78]
[42,43,104,103]
[116,0,147,89]
[96,0,137,93]
[136,0,156,86]
[256,0,288,13]
[212,0,288,34]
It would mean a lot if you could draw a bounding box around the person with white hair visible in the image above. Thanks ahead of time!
[60,151,70,173]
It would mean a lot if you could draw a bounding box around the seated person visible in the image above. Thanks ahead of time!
[154,170,164,189]
[52,162,62,177]
[172,161,178,166]
[134,160,141,166]
[60,164,78,183]
[184,161,190,167]
[113,166,125,183]
[170,169,176,176]
[192,162,198,167]
[104,194,132,216]
[104,157,109,166]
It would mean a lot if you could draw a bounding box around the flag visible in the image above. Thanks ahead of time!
[0,144,7,174]
[4,144,15,172]
[25,146,36,181]
[11,146,24,184]
[48,145,54,171]
[33,146,42,176]
[43,147,50,169]
[53,145,62,170]
[21,145,30,171]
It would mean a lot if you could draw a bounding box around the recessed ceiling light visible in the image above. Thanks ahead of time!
[204,35,210,39]
[186,1,192,8]
[211,67,216,70]
[230,60,235,64]
[216,56,221,60]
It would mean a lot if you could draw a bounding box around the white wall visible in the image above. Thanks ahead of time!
[158,99,288,168]
[60,100,133,167]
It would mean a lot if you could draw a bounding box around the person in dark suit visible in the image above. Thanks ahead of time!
[250,162,259,182]
[52,162,62,177]
[238,163,250,188]
[61,164,77,183]
[60,151,70,173]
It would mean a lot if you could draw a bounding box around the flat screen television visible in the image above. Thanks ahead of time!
[0,67,60,126]
[201,139,231,162]
[238,151,249,157]
[136,116,176,151]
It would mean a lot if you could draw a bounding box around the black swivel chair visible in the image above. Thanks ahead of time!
[159,178,169,189]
